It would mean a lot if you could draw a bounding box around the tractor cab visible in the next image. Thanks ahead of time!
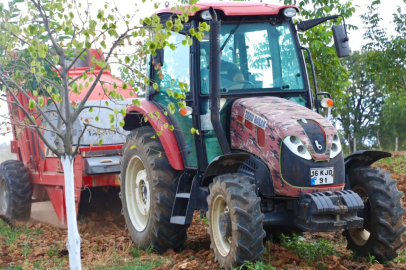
[148,3,336,169]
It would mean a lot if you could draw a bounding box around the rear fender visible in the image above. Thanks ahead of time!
[344,150,391,174]
[123,99,184,170]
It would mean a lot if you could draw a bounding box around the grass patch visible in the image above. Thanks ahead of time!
[280,234,336,266]
[234,261,276,270]
[375,153,406,174]
[0,219,41,244]
[393,250,406,263]
[195,216,209,225]
[103,259,164,270]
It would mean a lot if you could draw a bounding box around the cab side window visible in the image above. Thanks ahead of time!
[152,32,197,168]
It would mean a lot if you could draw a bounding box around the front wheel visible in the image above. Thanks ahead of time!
[120,127,189,252]
[207,173,265,269]
[344,167,406,262]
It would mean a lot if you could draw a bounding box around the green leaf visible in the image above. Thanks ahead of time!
[190,127,196,135]
[130,145,136,149]
[166,20,173,29]
[98,139,103,145]
[29,99,35,110]
[121,107,126,116]
[38,96,44,107]
[109,114,115,123]
[169,125,174,131]
[132,99,141,106]
[156,131,162,136]
[95,116,99,122]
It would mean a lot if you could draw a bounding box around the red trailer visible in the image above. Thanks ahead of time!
[0,49,134,225]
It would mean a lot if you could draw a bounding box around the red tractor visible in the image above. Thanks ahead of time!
[119,2,405,269]
[0,49,133,226]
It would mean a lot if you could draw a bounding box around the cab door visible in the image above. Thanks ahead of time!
[150,32,198,169]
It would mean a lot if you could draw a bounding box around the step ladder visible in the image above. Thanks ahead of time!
[170,172,200,225]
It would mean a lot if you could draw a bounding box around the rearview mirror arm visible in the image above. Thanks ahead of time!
[297,14,349,41]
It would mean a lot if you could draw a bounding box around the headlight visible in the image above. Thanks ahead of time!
[330,134,342,158]
[283,136,312,160]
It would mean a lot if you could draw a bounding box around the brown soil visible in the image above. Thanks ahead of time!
[1,154,406,269]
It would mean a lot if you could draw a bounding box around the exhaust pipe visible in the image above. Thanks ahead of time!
[209,7,231,154]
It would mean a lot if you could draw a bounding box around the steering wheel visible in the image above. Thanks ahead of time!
[223,80,255,91]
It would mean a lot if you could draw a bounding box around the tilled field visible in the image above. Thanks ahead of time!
[1,152,406,269]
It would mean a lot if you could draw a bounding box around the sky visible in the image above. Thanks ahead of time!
[0,0,404,145]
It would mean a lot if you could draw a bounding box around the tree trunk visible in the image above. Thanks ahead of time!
[353,137,357,153]
[396,137,399,152]
[61,155,82,270]
[377,132,381,150]
[348,134,351,155]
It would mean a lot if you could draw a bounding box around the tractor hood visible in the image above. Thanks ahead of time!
[230,97,344,196]
[230,97,337,161]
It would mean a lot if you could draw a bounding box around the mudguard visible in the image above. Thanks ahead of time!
[202,153,250,185]
[123,99,184,170]
[344,150,391,173]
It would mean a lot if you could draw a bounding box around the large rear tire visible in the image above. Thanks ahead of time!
[207,173,265,269]
[0,160,31,221]
[344,167,406,262]
[120,127,189,252]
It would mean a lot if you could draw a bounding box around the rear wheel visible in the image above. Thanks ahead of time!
[344,167,406,262]
[207,173,265,269]
[0,160,31,221]
[120,127,189,252]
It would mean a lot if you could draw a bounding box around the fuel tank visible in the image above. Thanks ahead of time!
[230,97,345,197]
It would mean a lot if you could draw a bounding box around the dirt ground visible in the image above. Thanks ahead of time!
[1,152,406,269]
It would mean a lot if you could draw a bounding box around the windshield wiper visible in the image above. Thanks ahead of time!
[220,17,245,52]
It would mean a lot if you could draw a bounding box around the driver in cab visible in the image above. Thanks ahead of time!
[200,46,245,94]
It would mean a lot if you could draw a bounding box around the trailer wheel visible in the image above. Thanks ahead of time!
[207,173,265,269]
[0,160,31,221]
[120,127,189,252]
[344,167,406,262]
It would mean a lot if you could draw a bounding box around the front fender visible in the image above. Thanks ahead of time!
[344,150,391,173]
[123,99,184,170]
[202,153,250,185]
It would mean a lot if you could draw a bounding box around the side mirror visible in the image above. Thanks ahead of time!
[151,48,164,67]
[332,24,350,58]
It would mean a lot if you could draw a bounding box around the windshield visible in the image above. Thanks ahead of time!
[200,21,305,94]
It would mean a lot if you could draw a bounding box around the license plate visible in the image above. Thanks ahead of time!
[310,167,334,186]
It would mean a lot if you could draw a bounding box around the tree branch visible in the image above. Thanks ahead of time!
[66,48,87,71]
[68,69,90,86]
[1,74,63,134]
[71,31,131,122]
[0,78,61,155]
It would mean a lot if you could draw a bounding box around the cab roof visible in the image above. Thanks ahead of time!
[157,2,299,17]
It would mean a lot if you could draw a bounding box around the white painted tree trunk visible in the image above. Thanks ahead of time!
[61,155,82,270]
